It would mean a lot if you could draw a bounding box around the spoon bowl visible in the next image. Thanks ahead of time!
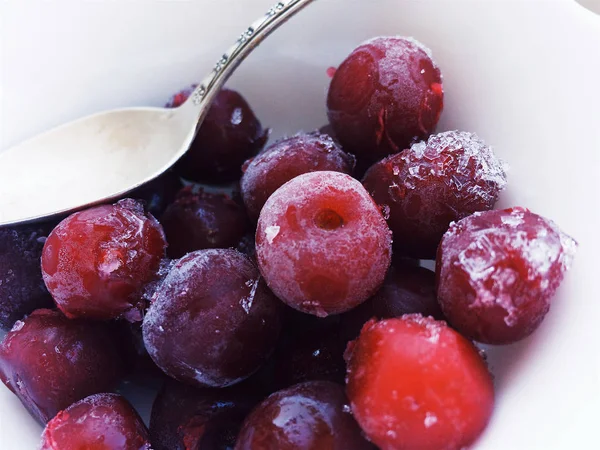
[0,0,313,227]
[0,106,196,225]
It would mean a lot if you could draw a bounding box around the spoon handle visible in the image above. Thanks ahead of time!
[182,0,315,120]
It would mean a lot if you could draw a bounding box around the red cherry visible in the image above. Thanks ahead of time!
[345,315,494,450]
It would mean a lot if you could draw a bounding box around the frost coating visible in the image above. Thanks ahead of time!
[424,412,438,428]
[143,249,282,388]
[240,277,260,314]
[363,130,507,258]
[255,171,392,316]
[408,131,507,204]
[437,207,577,344]
[361,35,435,61]
[264,225,280,244]
[10,320,24,332]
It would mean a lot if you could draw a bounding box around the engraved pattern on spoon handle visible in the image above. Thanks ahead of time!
[186,0,314,112]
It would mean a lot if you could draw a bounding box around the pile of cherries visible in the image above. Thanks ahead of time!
[0,36,576,450]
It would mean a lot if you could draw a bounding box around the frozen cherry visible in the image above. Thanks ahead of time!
[437,207,577,344]
[168,87,269,183]
[241,132,355,221]
[363,131,507,259]
[0,309,125,423]
[41,199,167,321]
[160,187,250,258]
[340,262,444,341]
[0,224,54,330]
[235,381,374,450]
[128,170,182,217]
[143,249,282,388]
[39,393,150,450]
[345,315,494,450]
[150,379,258,450]
[327,36,443,163]
[256,171,391,316]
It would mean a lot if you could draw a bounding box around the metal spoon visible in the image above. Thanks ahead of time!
[0,0,314,227]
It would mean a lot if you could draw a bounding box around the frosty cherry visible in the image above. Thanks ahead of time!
[437,207,577,344]
[362,131,507,258]
[41,199,167,321]
[327,36,443,163]
[256,171,392,316]
[241,132,355,220]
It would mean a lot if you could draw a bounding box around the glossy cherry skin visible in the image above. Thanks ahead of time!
[235,381,375,450]
[168,87,269,183]
[237,305,344,397]
[39,394,151,450]
[0,309,125,424]
[165,84,197,108]
[150,379,259,450]
[41,199,167,321]
[345,315,494,450]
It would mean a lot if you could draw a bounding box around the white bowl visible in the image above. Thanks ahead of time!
[1,0,599,448]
